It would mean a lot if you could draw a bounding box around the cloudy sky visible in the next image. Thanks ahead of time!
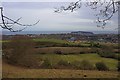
[1,2,118,32]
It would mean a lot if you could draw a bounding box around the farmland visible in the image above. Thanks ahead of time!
[2,36,120,78]
[26,52,118,70]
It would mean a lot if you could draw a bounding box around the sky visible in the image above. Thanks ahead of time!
[1,0,119,2]
[0,2,118,32]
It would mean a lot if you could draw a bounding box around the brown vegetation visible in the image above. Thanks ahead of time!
[2,61,119,78]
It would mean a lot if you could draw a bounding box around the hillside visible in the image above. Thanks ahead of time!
[3,61,119,78]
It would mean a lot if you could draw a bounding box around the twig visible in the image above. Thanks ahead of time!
[0,7,40,32]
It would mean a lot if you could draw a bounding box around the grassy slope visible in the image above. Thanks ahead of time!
[3,61,118,78]
[35,53,118,70]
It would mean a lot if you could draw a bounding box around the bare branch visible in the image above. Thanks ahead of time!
[55,0,82,13]
[55,0,118,29]
[0,7,40,32]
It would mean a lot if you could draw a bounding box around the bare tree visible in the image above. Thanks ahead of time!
[0,7,40,32]
[55,0,119,29]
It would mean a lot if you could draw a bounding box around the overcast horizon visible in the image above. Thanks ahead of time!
[1,2,118,32]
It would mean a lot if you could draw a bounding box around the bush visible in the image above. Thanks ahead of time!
[72,61,81,69]
[90,42,101,48]
[95,62,109,71]
[3,35,44,69]
[41,58,53,69]
[117,61,120,72]
[79,52,85,54]
[55,60,71,69]
[79,60,95,70]
[98,52,115,58]
[97,45,115,58]
[16,52,40,68]
[7,35,35,65]
[57,60,70,66]
[72,60,95,70]
[62,43,69,47]
[54,49,63,54]
[2,42,10,50]
[114,54,120,61]
[117,55,120,61]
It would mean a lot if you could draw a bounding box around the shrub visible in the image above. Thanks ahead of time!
[2,42,10,50]
[54,49,63,54]
[90,42,101,48]
[117,61,120,72]
[79,60,95,70]
[57,60,70,66]
[79,52,85,54]
[41,58,53,69]
[117,55,120,61]
[62,43,69,47]
[7,35,35,65]
[72,61,81,69]
[16,52,40,68]
[36,52,46,55]
[95,62,109,71]
[72,60,95,70]
[68,52,75,55]
[55,60,71,69]
[4,36,43,68]
[114,54,120,61]
[98,52,115,58]
[97,45,115,58]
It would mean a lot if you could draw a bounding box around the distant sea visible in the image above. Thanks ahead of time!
[1,31,118,35]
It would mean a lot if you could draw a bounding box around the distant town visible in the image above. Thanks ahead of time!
[2,31,119,43]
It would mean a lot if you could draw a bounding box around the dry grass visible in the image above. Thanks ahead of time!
[3,61,119,78]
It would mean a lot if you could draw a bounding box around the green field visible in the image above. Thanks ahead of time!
[33,38,79,47]
[34,53,118,70]
[33,38,69,44]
